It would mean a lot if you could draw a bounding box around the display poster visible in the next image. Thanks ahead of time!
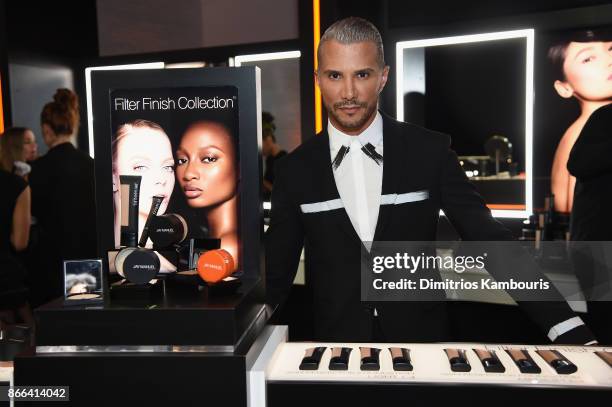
[108,86,241,273]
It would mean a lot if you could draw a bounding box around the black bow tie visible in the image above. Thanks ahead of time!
[332,142,383,170]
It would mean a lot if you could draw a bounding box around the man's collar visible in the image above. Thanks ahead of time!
[328,111,383,149]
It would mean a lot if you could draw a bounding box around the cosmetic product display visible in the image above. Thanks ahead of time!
[595,351,612,368]
[506,349,541,374]
[536,350,578,374]
[119,175,142,247]
[359,347,381,371]
[445,348,471,372]
[473,349,505,373]
[299,347,327,370]
[139,195,164,247]
[260,340,612,407]
[389,347,413,371]
[115,247,160,284]
[149,213,189,248]
[270,342,612,385]
[329,347,352,370]
[197,249,235,283]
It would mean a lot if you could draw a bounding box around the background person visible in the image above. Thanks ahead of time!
[23,127,38,163]
[262,112,287,201]
[0,128,33,330]
[28,89,96,306]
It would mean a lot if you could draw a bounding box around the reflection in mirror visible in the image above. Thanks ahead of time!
[233,51,302,152]
[232,51,302,203]
[396,30,534,218]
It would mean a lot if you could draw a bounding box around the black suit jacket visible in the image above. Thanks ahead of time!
[29,143,97,302]
[266,113,593,343]
[568,103,612,241]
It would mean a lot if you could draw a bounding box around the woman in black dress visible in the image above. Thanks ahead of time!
[0,127,33,329]
[567,102,612,342]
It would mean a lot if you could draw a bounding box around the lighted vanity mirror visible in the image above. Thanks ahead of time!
[396,30,534,218]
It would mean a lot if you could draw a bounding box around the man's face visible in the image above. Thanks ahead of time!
[316,40,389,135]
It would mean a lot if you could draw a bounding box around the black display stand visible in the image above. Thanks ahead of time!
[33,278,263,347]
[14,278,266,406]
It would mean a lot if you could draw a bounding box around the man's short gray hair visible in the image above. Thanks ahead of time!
[318,17,385,68]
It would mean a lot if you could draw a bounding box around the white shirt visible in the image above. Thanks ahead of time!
[328,112,384,243]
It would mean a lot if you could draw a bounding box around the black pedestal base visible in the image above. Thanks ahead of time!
[15,350,249,406]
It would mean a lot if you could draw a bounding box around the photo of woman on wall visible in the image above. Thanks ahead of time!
[106,85,241,277]
[548,29,612,213]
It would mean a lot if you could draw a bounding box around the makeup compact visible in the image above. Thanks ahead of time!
[299,347,326,370]
[473,349,505,373]
[506,349,541,374]
[445,348,471,372]
[536,350,577,374]
[149,213,189,248]
[389,347,413,371]
[359,347,381,371]
[63,259,104,305]
[197,249,235,283]
[115,247,160,284]
[329,347,352,370]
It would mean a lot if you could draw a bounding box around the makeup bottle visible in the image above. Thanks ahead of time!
[119,175,142,247]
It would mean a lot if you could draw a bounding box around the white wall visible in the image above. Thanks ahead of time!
[9,63,74,154]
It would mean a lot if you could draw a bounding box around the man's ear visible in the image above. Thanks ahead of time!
[314,69,320,88]
[554,80,574,99]
[379,65,390,93]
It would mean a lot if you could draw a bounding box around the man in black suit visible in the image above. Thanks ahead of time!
[266,17,596,344]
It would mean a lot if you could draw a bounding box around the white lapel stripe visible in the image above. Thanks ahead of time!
[380,190,429,205]
[300,198,344,214]
[547,316,585,342]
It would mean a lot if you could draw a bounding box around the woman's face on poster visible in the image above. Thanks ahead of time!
[114,127,175,218]
[175,122,237,208]
[561,41,612,101]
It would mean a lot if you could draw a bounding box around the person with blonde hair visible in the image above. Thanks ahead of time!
[0,127,33,329]
[0,127,31,177]
[111,119,176,248]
